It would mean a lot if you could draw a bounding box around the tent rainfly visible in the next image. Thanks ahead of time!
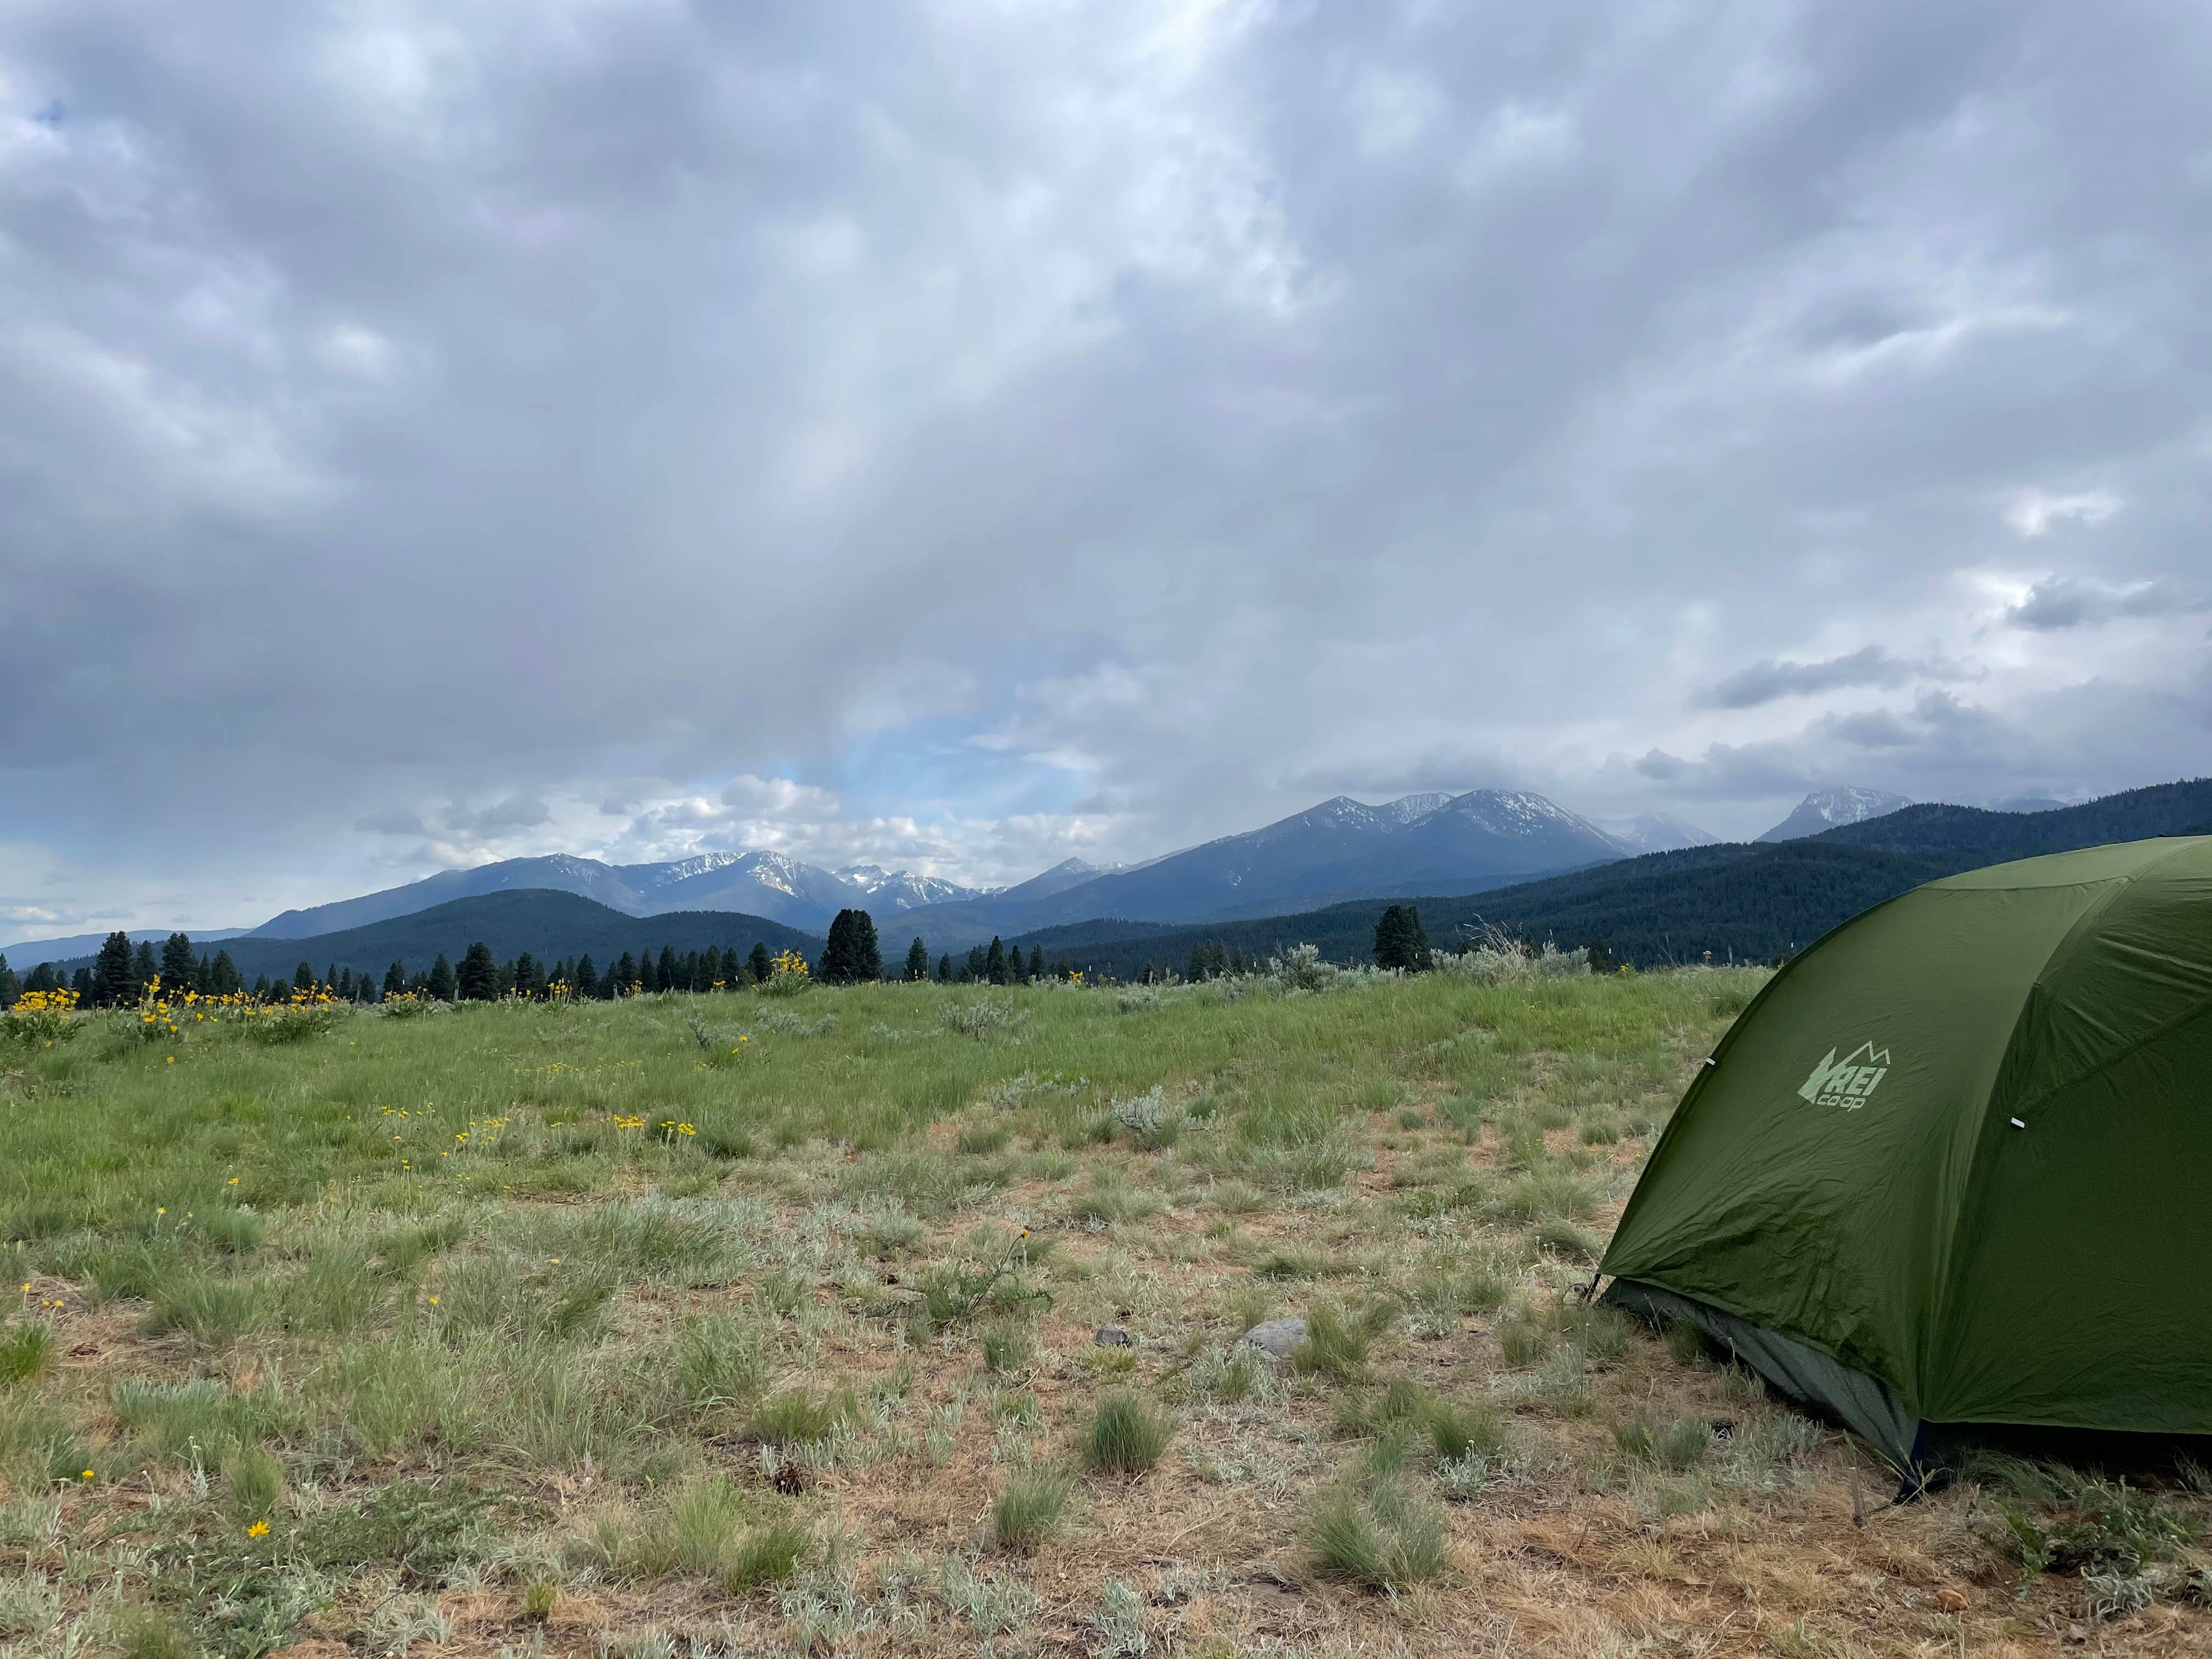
[1601,836,2212,1471]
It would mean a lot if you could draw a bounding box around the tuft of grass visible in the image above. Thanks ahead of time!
[1533,1217,1602,1264]
[222,1443,285,1521]
[143,1273,262,1346]
[0,1323,54,1387]
[523,1579,557,1623]
[678,1313,766,1410]
[724,1519,810,1592]
[1081,1392,1172,1476]
[1311,1471,1450,1592]
[1290,1302,1373,1383]
[1612,1413,1712,1473]
[110,1605,193,1659]
[748,1388,849,1448]
[992,1464,1076,1551]
[199,1207,266,1252]
[1426,1402,1509,1465]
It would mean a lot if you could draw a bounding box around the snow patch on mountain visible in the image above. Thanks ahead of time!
[1757,787,1914,842]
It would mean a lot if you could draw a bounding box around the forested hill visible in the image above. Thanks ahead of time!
[37,891,821,985]
[1013,776,2212,978]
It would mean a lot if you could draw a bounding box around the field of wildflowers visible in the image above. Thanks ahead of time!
[1,966,2207,1657]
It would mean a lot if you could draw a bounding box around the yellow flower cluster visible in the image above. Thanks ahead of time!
[658,1119,697,1138]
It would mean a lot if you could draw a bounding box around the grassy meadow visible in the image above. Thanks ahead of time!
[3,962,2209,1657]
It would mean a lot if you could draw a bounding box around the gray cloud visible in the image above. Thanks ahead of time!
[2,2,2211,925]
[2005,577,2206,631]
[1704,646,1922,709]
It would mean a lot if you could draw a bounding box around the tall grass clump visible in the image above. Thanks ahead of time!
[0,1324,54,1387]
[1311,1466,1450,1592]
[993,1465,1075,1551]
[1081,1393,1172,1476]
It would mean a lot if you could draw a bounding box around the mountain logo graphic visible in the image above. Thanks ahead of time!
[1797,1042,1892,1111]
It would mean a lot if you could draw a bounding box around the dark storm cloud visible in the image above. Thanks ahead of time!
[3,1,2210,925]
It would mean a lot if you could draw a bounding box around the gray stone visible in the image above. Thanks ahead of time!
[1238,1317,1307,1361]
[1093,1324,1134,1348]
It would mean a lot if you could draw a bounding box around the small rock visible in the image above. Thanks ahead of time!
[1239,1317,1308,1361]
[1093,1324,1134,1348]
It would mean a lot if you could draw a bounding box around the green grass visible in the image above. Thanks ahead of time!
[1080,1392,1172,1476]
[0,967,1786,1654]
[992,1464,1076,1551]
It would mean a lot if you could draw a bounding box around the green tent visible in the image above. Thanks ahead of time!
[1601,836,2212,1470]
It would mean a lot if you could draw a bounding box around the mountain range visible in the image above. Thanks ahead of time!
[0,780,2087,966]
[1007,777,2212,977]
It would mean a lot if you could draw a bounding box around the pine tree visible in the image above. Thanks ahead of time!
[1372,905,1430,972]
[937,952,952,983]
[574,954,596,997]
[748,942,772,985]
[613,951,637,995]
[71,967,93,998]
[159,933,195,993]
[24,962,59,996]
[658,946,679,993]
[904,938,930,981]
[1585,936,1616,974]
[513,952,539,996]
[337,968,354,1000]
[817,910,882,985]
[195,953,213,994]
[92,932,136,1008]
[456,941,498,1002]
[0,954,16,1008]
[1028,946,1045,981]
[384,961,407,997]
[291,962,313,993]
[427,953,458,1002]
[965,944,987,982]
[211,951,242,995]
[251,973,272,999]
[985,936,1008,985]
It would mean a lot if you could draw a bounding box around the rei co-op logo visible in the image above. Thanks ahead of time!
[1798,1043,1892,1111]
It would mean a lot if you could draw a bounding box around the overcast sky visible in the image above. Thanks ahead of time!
[4,1,2209,935]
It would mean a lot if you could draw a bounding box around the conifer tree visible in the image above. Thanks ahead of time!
[613,951,637,994]
[816,910,883,985]
[985,936,1008,985]
[24,962,59,996]
[195,953,213,994]
[70,967,92,999]
[456,941,498,1002]
[965,944,988,981]
[937,952,952,983]
[0,955,16,1007]
[384,961,407,997]
[292,962,313,992]
[211,951,242,995]
[1028,946,1045,981]
[1372,905,1430,972]
[159,933,195,992]
[1585,936,1615,974]
[573,954,596,996]
[127,940,157,996]
[658,946,679,992]
[904,937,930,981]
[427,953,458,1002]
[748,942,772,985]
[337,968,353,1000]
[251,973,272,999]
[92,932,136,1008]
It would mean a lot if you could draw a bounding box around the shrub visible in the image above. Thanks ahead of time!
[942,996,1017,1041]
[1081,1393,1172,1476]
[992,1465,1075,1551]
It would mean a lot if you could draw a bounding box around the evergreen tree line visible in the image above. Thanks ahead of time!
[0,932,256,1009]
[2,914,1091,1009]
